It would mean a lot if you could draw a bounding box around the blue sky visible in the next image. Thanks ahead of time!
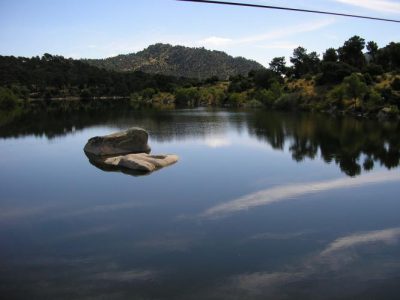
[0,0,399,66]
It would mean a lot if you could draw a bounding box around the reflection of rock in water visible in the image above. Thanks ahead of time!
[85,152,151,177]
[84,127,178,176]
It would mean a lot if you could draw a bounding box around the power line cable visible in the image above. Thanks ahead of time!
[177,0,400,23]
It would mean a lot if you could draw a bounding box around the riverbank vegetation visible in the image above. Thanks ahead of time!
[1,36,399,126]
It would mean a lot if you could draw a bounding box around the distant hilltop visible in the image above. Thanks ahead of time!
[82,43,265,79]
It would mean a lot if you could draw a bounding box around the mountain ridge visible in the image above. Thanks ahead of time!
[83,43,265,79]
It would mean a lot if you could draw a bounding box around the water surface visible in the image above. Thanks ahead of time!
[1,109,399,299]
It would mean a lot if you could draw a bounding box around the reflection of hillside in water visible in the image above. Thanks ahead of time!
[247,112,400,176]
[0,108,399,176]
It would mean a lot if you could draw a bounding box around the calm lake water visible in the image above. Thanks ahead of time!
[1,108,400,300]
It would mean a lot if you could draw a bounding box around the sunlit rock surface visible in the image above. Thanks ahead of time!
[104,153,178,172]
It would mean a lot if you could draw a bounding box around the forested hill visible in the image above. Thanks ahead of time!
[83,43,265,79]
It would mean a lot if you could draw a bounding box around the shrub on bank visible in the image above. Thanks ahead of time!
[0,87,18,111]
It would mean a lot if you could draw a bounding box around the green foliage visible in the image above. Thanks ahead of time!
[316,62,355,85]
[253,69,281,89]
[323,48,338,62]
[343,73,368,100]
[325,73,373,111]
[0,87,18,110]
[1,36,400,117]
[254,89,276,107]
[363,73,373,85]
[366,41,379,61]
[228,75,252,92]
[226,92,247,107]
[376,42,400,71]
[10,85,30,100]
[83,43,264,80]
[0,54,198,99]
[204,76,219,84]
[245,99,264,108]
[391,78,400,91]
[198,86,226,106]
[253,81,283,107]
[129,88,160,107]
[364,63,384,77]
[364,89,383,111]
[175,87,201,107]
[269,57,287,76]
[326,84,346,108]
[290,47,320,78]
[381,105,400,117]
[140,88,157,99]
[338,36,366,69]
[274,93,300,110]
[151,92,175,107]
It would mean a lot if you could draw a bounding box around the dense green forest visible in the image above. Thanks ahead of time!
[83,43,264,79]
[1,35,400,126]
[0,53,199,99]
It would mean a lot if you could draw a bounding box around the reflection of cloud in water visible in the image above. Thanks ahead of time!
[203,137,231,148]
[61,201,146,217]
[135,234,195,252]
[211,227,400,299]
[0,201,146,225]
[0,203,56,223]
[201,171,400,218]
[249,230,313,241]
[321,227,400,256]
[234,271,303,291]
[91,269,157,282]
[62,225,115,240]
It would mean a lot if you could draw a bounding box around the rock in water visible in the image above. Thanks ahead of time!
[84,127,151,156]
[103,153,179,172]
[84,127,178,174]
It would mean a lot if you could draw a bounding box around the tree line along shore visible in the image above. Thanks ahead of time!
[1,35,399,125]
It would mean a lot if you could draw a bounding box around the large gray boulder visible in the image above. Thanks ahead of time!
[84,127,178,174]
[84,127,151,156]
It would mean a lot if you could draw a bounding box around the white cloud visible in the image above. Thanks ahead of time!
[200,171,400,218]
[334,0,400,13]
[256,41,299,50]
[197,36,233,47]
[238,18,335,44]
[196,18,335,48]
[321,227,400,256]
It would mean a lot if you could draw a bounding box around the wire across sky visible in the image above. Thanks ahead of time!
[177,0,400,23]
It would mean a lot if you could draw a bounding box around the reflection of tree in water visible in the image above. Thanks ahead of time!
[248,111,400,176]
[0,109,128,140]
[1,107,399,176]
[0,107,247,141]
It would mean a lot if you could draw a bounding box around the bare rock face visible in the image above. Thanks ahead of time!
[84,127,151,156]
[84,127,178,175]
